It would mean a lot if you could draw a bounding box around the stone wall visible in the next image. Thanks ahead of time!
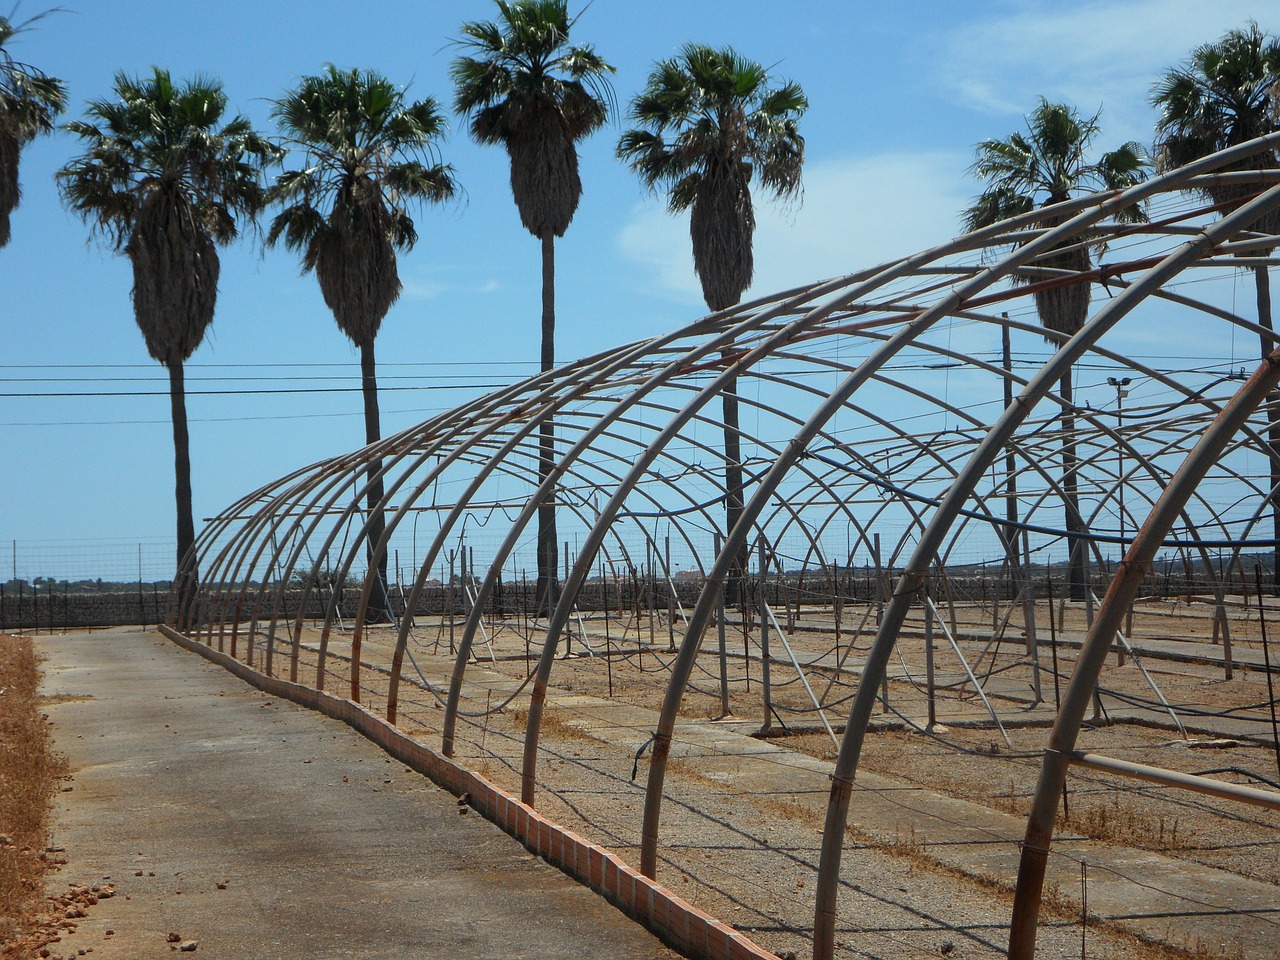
[0,587,170,630]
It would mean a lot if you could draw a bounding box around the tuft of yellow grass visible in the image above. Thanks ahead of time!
[0,635,67,946]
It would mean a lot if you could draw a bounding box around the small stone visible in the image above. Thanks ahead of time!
[104,931,114,938]
[215,881,226,890]
[135,871,143,877]
[178,941,199,952]
[64,905,85,919]
[166,933,181,943]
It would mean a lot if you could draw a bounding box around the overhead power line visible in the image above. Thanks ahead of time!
[1,383,511,399]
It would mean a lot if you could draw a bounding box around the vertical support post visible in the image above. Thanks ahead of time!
[603,559,614,698]
[759,539,772,731]
[716,532,731,717]
[448,550,456,656]
[562,541,571,657]
[1087,581,1103,721]
[665,535,675,652]
[872,533,889,711]
[1254,564,1280,780]
[924,576,936,730]
[1022,530,1042,704]
[138,543,146,630]
[646,544,656,649]
[998,316,1018,611]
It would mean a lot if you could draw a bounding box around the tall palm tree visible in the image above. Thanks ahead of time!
[1152,24,1280,588]
[963,99,1148,600]
[268,66,458,621]
[618,43,806,604]
[451,0,614,611]
[57,69,278,611]
[0,8,66,247]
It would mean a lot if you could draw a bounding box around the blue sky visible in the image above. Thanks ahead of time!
[2,0,1273,580]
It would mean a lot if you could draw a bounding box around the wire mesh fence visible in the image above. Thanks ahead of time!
[1,538,175,630]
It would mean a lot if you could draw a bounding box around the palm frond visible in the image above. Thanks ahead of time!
[57,67,277,360]
[268,66,455,342]
[618,43,807,311]
[963,98,1150,339]
[0,5,66,245]
[1151,23,1279,243]
[451,0,612,240]
[962,185,1034,232]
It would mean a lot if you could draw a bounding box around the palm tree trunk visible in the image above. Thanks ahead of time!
[361,339,390,621]
[537,233,560,613]
[721,353,747,608]
[1060,369,1087,601]
[1256,264,1279,594]
[168,360,198,621]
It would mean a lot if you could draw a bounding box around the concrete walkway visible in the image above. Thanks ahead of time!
[37,627,678,960]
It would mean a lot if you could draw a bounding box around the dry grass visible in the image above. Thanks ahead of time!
[747,769,1228,960]
[0,635,66,951]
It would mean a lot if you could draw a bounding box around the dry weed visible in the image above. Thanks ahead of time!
[0,635,67,948]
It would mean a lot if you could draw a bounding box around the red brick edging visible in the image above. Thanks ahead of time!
[159,625,777,960]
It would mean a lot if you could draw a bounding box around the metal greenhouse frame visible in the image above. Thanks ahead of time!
[172,133,1280,960]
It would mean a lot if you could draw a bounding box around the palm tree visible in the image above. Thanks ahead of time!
[58,69,278,611]
[451,0,614,611]
[618,43,807,604]
[1152,24,1280,588]
[268,66,458,621]
[0,8,66,247]
[963,99,1148,600]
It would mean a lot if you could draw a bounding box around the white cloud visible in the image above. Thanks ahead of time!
[932,0,1271,142]
[400,277,446,301]
[400,271,502,302]
[616,204,704,308]
[616,152,973,307]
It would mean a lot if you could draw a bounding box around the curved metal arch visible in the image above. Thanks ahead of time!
[524,232,1003,807]
[809,173,1280,960]
[1007,344,1280,958]
[177,133,1280,960]
[636,141,1195,880]
[382,277,872,725]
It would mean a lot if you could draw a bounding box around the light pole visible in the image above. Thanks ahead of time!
[1108,377,1132,551]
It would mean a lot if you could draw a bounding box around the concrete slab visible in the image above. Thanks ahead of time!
[37,627,679,960]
